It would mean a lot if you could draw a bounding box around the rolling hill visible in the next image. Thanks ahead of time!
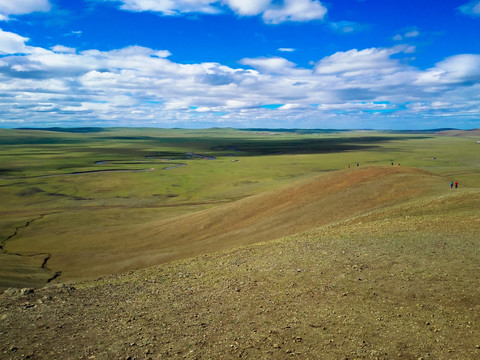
[2,165,479,359]
[9,166,448,280]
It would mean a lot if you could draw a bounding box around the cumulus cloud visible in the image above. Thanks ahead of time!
[51,45,76,54]
[458,0,480,16]
[262,0,327,24]
[416,54,480,85]
[102,0,327,23]
[0,29,30,54]
[394,29,420,41]
[240,57,297,74]
[314,47,408,76]
[0,0,51,19]
[1,29,480,128]
[223,0,270,15]
[278,48,296,53]
[329,21,365,34]
[114,0,220,15]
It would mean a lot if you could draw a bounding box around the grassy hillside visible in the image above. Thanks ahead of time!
[4,166,446,281]
[0,168,479,359]
[1,128,479,290]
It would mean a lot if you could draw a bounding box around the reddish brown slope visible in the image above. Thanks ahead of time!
[46,166,447,280]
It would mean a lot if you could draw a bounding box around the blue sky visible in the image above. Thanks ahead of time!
[0,0,479,129]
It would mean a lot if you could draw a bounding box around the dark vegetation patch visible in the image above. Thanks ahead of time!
[0,169,18,175]
[210,136,419,155]
[145,151,188,159]
[16,187,45,197]
[242,128,353,134]
[18,127,106,133]
[104,136,158,141]
[153,194,179,198]
[46,193,89,200]
[0,137,85,146]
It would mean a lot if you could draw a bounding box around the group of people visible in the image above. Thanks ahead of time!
[450,181,459,189]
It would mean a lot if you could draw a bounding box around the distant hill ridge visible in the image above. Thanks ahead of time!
[435,128,480,136]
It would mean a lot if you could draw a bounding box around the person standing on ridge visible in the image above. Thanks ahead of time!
[455,181,458,189]
[450,181,454,189]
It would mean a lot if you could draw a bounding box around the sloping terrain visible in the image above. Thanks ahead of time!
[7,166,447,280]
[435,128,480,136]
[1,167,479,359]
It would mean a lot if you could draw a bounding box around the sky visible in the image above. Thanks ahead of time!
[0,0,479,129]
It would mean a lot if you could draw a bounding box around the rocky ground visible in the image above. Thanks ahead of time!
[1,188,480,359]
[2,164,480,360]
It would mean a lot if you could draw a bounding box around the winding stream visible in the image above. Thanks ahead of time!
[1,213,61,285]
[0,152,216,180]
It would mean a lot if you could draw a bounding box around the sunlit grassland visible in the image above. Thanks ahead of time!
[0,127,479,290]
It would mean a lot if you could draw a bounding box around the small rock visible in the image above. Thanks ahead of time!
[23,302,35,309]
[20,288,34,296]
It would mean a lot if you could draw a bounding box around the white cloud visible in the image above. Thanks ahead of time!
[314,47,407,76]
[393,34,403,41]
[459,1,480,16]
[0,29,30,54]
[102,0,327,24]
[1,29,480,129]
[262,0,327,24]
[329,21,364,34]
[416,54,480,85]
[115,0,220,15]
[223,0,270,15]
[405,30,420,38]
[279,103,303,110]
[0,0,51,17]
[394,29,420,41]
[51,45,76,54]
[278,48,296,53]
[240,57,297,74]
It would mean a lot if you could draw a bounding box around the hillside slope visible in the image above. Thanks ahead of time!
[10,166,447,280]
[1,173,479,359]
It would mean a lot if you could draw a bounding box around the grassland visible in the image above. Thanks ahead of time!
[1,127,480,359]
[1,127,479,289]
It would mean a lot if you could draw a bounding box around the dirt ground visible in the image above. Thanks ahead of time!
[1,169,480,359]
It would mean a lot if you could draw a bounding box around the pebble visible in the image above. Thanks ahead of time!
[20,288,34,296]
